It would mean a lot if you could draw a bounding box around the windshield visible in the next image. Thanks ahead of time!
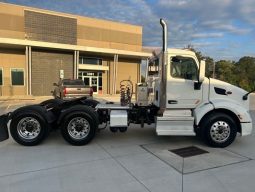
[63,79,85,86]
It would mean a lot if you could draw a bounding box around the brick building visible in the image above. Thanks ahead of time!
[0,2,150,96]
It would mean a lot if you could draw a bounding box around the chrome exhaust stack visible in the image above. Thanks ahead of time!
[159,18,168,114]
[160,19,167,52]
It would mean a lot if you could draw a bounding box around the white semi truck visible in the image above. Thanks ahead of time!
[0,19,252,148]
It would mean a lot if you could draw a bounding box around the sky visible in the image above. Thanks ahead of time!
[1,0,255,61]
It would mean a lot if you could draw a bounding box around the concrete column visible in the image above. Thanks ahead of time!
[112,55,116,94]
[74,51,77,79]
[25,46,29,95]
[28,46,32,95]
[113,54,119,94]
[115,54,118,94]
[76,51,79,79]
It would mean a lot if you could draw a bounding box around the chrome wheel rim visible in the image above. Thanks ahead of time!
[17,117,41,140]
[210,121,231,143]
[67,117,90,140]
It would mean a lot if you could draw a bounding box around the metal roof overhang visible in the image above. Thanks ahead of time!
[0,38,151,59]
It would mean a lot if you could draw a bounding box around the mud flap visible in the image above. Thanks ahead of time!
[0,114,9,142]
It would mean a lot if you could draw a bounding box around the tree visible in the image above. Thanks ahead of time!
[235,57,255,91]
[215,60,236,85]
[204,56,214,78]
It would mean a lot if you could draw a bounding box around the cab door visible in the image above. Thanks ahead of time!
[166,55,203,109]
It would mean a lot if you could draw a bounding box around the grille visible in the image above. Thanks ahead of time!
[169,146,209,158]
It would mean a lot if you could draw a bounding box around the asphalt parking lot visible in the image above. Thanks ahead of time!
[0,95,255,192]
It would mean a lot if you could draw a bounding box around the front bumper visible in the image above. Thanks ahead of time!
[0,114,9,142]
[241,122,253,136]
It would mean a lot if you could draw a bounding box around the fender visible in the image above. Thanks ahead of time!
[194,99,252,126]
[10,105,56,124]
[211,98,252,123]
[57,105,99,125]
[194,102,214,125]
[0,114,9,142]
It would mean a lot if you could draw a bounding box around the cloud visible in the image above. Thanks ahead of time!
[1,0,254,60]
[201,21,252,35]
[191,33,224,38]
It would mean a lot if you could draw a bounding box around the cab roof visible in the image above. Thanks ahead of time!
[167,48,196,57]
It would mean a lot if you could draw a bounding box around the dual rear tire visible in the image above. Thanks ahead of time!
[10,106,50,146]
[10,104,98,146]
[60,110,97,146]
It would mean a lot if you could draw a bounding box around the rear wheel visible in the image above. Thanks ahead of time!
[200,112,237,148]
[10,110,49,146]
[60,110,98,145]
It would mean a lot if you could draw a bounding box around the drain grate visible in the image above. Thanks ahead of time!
[169,146,209,158]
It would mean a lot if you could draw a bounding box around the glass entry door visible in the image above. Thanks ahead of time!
[83,76,98,94]
[91,77,98,94]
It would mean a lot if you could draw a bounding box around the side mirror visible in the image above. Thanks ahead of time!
[199,60,206,82]
[53,83,57,86]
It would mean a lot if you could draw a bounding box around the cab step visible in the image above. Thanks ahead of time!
[156,110,195,136]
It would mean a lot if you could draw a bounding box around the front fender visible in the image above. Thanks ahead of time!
[194,102,214,125]
[211,99,252,123]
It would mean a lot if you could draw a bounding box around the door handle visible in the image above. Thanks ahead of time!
[168,100,178,104]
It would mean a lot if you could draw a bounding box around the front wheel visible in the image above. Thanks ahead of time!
[60,111,97,145]
[200,112,237,148]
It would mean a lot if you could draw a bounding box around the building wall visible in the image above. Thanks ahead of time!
[0,2,142,52]
[24,10,77,45]
[0,6,24,39]
[77,17,142,52]
[0,3,143,96]
[116,59,140,93]
[108,58,140,94]
[0,49,26,96]
[31,50,74,96]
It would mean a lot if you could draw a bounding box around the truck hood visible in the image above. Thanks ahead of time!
[209,78,249,110]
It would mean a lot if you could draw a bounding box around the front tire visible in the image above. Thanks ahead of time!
[200,112,237,148]
[60,111,97,145]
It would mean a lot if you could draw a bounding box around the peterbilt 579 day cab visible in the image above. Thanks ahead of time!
[0,19,253,148]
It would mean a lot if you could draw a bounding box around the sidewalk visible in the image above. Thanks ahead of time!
[0,95,52,101]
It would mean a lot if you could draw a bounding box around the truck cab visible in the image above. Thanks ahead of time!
[151,48,252,147]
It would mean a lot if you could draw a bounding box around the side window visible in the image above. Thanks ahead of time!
[170,57,198,80]
[11,69,24,86]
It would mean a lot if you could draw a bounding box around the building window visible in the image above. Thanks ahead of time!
[11,69,24,86]
[0,68,3,86]
[79,57,102,65]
